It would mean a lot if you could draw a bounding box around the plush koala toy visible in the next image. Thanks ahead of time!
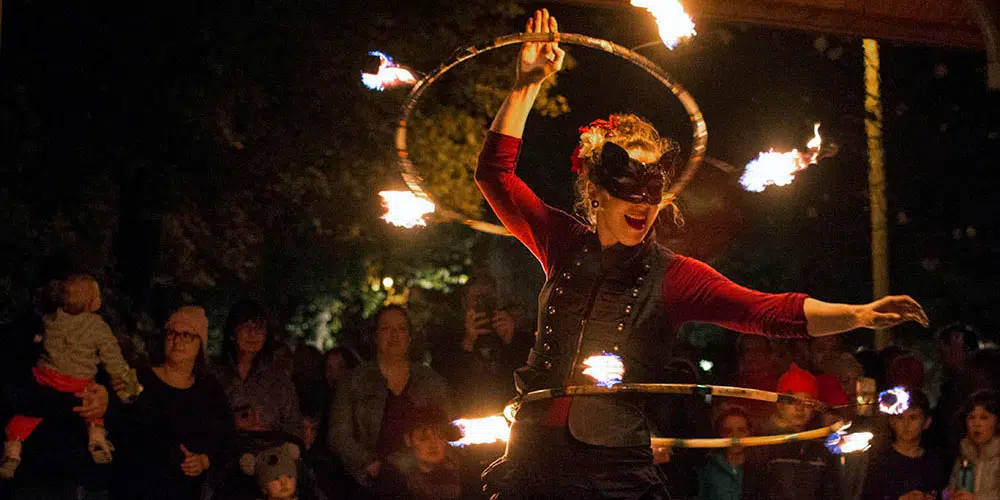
[240,442,300,500]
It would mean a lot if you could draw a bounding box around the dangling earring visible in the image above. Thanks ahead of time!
[591,199,600,209]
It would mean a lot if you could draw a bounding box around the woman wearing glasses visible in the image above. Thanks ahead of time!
[114,306,234,500]
[478,9,929,498]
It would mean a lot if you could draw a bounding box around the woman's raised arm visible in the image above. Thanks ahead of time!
[489,9,565,138]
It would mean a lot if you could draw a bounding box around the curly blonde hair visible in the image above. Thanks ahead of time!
[572,114,684,228]
[61,274,100,315]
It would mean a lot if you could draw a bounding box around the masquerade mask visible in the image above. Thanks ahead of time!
[593,142,667,205]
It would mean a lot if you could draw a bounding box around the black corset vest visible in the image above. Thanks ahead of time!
[514,232,676,447]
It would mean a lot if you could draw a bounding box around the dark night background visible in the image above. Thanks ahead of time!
[0,0,997,364]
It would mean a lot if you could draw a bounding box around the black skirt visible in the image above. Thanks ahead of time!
[482,419,670,500]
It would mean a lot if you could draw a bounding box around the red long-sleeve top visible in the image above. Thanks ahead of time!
[475,131,810,338]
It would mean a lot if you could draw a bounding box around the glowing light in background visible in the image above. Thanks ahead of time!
[582,353,625,387]
[878,386,911,415]
[698,359,714,372]
[825,423,874,454]
[631,0,697,49]
[740,123,823,192]
[449,416,510,447]
[361,51,417,91]
[378,190,435,228]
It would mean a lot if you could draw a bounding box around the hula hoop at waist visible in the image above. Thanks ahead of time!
[506,383,844,449]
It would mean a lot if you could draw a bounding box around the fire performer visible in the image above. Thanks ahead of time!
[477,9,930,499]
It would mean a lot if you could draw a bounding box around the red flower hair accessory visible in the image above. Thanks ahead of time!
[579,116,619,135]
[570,116,620,175]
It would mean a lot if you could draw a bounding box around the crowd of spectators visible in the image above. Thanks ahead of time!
[1,271,998,499]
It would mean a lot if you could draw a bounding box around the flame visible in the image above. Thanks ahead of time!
[825,423,874,454]
[806,122,822,151]
[878,386,911,415]
[378,190,435,228]
[449,415,510,447]
[631,0,697,50]
[361,51,417,91]
[740,123,822,192]
[502,401,519,423]
[582,353,625,387]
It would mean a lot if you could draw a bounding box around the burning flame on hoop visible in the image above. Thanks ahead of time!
[631,0,697,50]
[582,353,625,387]
[825,423,874,455]
[378,190,436,228]
[740,123,823,192]
[449,415,510,447]
[878,386,912,415]
[361,51,418,91]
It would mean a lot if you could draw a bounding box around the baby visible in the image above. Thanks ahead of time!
[241,443,302,500]
[1,275,141,479]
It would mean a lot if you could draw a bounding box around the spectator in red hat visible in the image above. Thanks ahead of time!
[888,353,925,391]
[766,363,819,434]
[744,364,840,500]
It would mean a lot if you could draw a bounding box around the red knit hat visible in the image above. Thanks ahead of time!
[816,374,849,406]
[889,354,925,389]
[776,363,819,398]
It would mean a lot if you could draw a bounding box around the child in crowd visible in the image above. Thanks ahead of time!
[1,275,141,479]
[946,390,1000,500]
[376,406,461,500]
[698,406,750,500]
[241,442,303,500]
[743,363,840,500]
[861,389,945,500]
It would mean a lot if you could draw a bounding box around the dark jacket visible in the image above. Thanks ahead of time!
[213,348,303,439]
[742,423,840,500]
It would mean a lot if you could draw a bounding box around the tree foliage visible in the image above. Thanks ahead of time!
[0,0,569,348]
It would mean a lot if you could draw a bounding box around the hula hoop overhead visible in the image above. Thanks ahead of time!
[394,32,709,236]
[505,383,845,449]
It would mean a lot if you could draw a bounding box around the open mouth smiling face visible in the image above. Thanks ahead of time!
[624,212,648,231]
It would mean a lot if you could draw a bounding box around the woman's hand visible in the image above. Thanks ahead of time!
[493,310,516,344]
[490,9,565,136]
[180,444,210,477]
[856,295,929,329]
[73,383,109,420]
[463,310,492,351]
[515,9,566,88]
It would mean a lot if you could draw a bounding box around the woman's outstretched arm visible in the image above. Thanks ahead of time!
[803,296,928,337]
[666,256,929,337]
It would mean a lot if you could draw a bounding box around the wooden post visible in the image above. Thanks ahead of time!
[864,38,892,350]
